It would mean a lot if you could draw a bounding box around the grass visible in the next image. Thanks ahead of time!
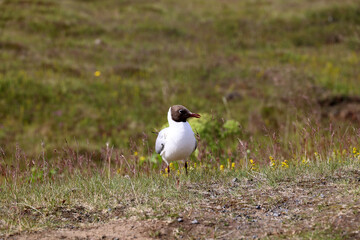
[1,152,359,238]
[1,0,360,238]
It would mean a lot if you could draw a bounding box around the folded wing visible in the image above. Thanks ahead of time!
[155,128,168,154]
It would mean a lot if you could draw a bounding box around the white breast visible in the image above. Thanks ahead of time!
[161,122,196,162]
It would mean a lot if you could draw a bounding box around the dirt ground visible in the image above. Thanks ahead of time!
[7,170,360,240]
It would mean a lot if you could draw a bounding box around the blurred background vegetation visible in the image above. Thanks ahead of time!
[0,0,360,160]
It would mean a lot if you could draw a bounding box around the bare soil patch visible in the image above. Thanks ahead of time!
[319,95,360,123]
[10,219,170,240]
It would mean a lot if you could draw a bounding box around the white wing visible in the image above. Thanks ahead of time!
[155,128,168,154]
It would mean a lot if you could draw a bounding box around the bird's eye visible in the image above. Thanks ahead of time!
[179,109,185,114]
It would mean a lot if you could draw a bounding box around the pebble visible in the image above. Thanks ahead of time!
[273,212,281,217]
[177,217,183,222]
[94,38,103,45]
[191,219,199,224]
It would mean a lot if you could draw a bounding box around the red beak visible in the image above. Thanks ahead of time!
[189,113,201,118]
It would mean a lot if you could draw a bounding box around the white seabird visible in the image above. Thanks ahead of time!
[155,105,200,173]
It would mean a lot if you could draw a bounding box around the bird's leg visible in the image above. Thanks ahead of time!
[185,161,188,175]
[163,158,170,175]
[163,158,169,166]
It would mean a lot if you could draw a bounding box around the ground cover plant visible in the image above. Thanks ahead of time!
[1,0,360,239]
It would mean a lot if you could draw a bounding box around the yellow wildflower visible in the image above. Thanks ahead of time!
[94,70,101,77]
[281,160,289,168]
[231,162,235,170]
[161,167,169,177]
[249,159,257,171]
[169,162,175,171]
[161,170,168,177]
[269,156,276,168]
[139,156,146,162]
[220,165,224,171]
[134,151,138,156]
[353,147,360,158]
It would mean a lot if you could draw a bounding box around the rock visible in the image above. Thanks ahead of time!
[191,219,199,224]
[94,38,103,45]
[273,212,281,217]
[177,217,183,222]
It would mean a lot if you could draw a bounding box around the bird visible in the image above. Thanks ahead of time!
[155,105,200,174]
